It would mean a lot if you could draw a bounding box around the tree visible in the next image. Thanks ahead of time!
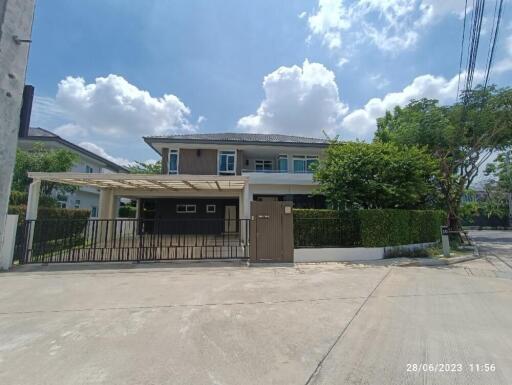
[375,86,512,229]
[484,151,512,222]
[127,160,161,174]
[314,141,438,209]
[12,143,78,196]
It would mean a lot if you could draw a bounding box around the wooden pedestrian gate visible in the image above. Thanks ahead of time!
[250,201,294,263]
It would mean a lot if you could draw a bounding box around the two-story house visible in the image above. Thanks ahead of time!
[141,133,328,225]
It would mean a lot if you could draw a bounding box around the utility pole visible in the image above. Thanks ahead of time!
[0,0,36,255]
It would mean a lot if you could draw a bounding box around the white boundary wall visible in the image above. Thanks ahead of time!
[294,242,437,263]
[0,215,18,270]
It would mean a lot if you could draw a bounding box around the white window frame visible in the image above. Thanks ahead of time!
[254,159,273,172]
[278,154,288,173]
[176,204,196,214]
[74,199,81,209]
[168,149,179,175]
[85,165,94,173]
[218,150,236,175]
[293,155,318,173]
[206,204,216,214]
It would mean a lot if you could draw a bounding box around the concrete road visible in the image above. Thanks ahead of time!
[469,230,512,271]
[0,256,511,385]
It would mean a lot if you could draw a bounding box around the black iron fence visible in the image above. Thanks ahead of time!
[19,218,250,264]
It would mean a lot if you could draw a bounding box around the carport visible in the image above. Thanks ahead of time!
[21,172,251,263]
[26,172,250,221]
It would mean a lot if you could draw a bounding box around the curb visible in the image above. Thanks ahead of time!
[403,242,482,267]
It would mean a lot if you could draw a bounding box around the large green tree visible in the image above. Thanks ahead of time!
[375,86,512,228]
[13,143,78,196]
[314,141,438,209]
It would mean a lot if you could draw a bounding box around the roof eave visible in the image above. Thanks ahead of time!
[143,136,329,149]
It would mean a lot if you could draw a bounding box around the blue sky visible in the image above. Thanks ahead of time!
[27,0,512,165]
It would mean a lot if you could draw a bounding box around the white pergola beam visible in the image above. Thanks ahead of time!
[26,172,248,192]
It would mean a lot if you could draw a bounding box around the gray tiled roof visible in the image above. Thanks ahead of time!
[22,127,129,172]
[28,127,58,137]
[145,133,329,145]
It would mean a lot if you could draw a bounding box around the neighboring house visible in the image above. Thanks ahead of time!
[17,86,128,216]
[141,133,328,223]
[18,127,128,214]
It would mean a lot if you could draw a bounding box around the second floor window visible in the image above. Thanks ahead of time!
[219,151,236,175]
[293,155,318,173]
[169,150,178,174]
[278,155,288,172]
[255,160,273,172]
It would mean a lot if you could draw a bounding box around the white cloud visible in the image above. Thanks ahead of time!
[370,74,391,90]
[307,0,351,50]
[78,142,131,166]
[305,0,469,55]
[237,60,348,137]
[337,57,349,67]
[55,74,197,140]
[341,73,460,140]
[340,31,512,140]
[298,11,307,19]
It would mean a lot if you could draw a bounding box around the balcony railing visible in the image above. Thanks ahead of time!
[242,169,314,174]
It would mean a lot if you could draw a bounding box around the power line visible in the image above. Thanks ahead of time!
[456,0,469,100]
[484,0,505,89]
[463,0,486,103]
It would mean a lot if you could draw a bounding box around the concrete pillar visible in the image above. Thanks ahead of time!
[240,183,252,244]
[98,189,116,219]
[241,183,251,219]
[0,0,36,260]
[98,189,116,242]
[25,179,40,257]
[135,199,141,219]
[26,179,41,221]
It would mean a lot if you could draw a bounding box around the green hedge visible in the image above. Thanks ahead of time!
[8,205,90,223]
[9,206,91,259]
[293,209,361,247]
[294,209,445,248]
[118,206,137,218]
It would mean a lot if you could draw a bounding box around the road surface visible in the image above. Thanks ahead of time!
[0,233,511,385]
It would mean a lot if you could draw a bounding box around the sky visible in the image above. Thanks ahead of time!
[27,0,512,166]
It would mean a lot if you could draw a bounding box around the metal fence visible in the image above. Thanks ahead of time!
[19,218,250,264]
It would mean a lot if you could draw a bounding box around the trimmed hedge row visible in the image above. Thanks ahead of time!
[8,205,91,224]
[9,206,91,257]
[294,209,445,248]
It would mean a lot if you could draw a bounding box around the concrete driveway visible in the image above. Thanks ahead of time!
[1,246,512,384]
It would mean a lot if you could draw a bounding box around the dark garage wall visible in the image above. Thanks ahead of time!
[141,198,239,234]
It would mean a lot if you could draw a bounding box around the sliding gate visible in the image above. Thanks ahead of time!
[18,218,250,264]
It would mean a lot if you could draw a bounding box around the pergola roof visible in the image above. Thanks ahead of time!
[28,172,248,191]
